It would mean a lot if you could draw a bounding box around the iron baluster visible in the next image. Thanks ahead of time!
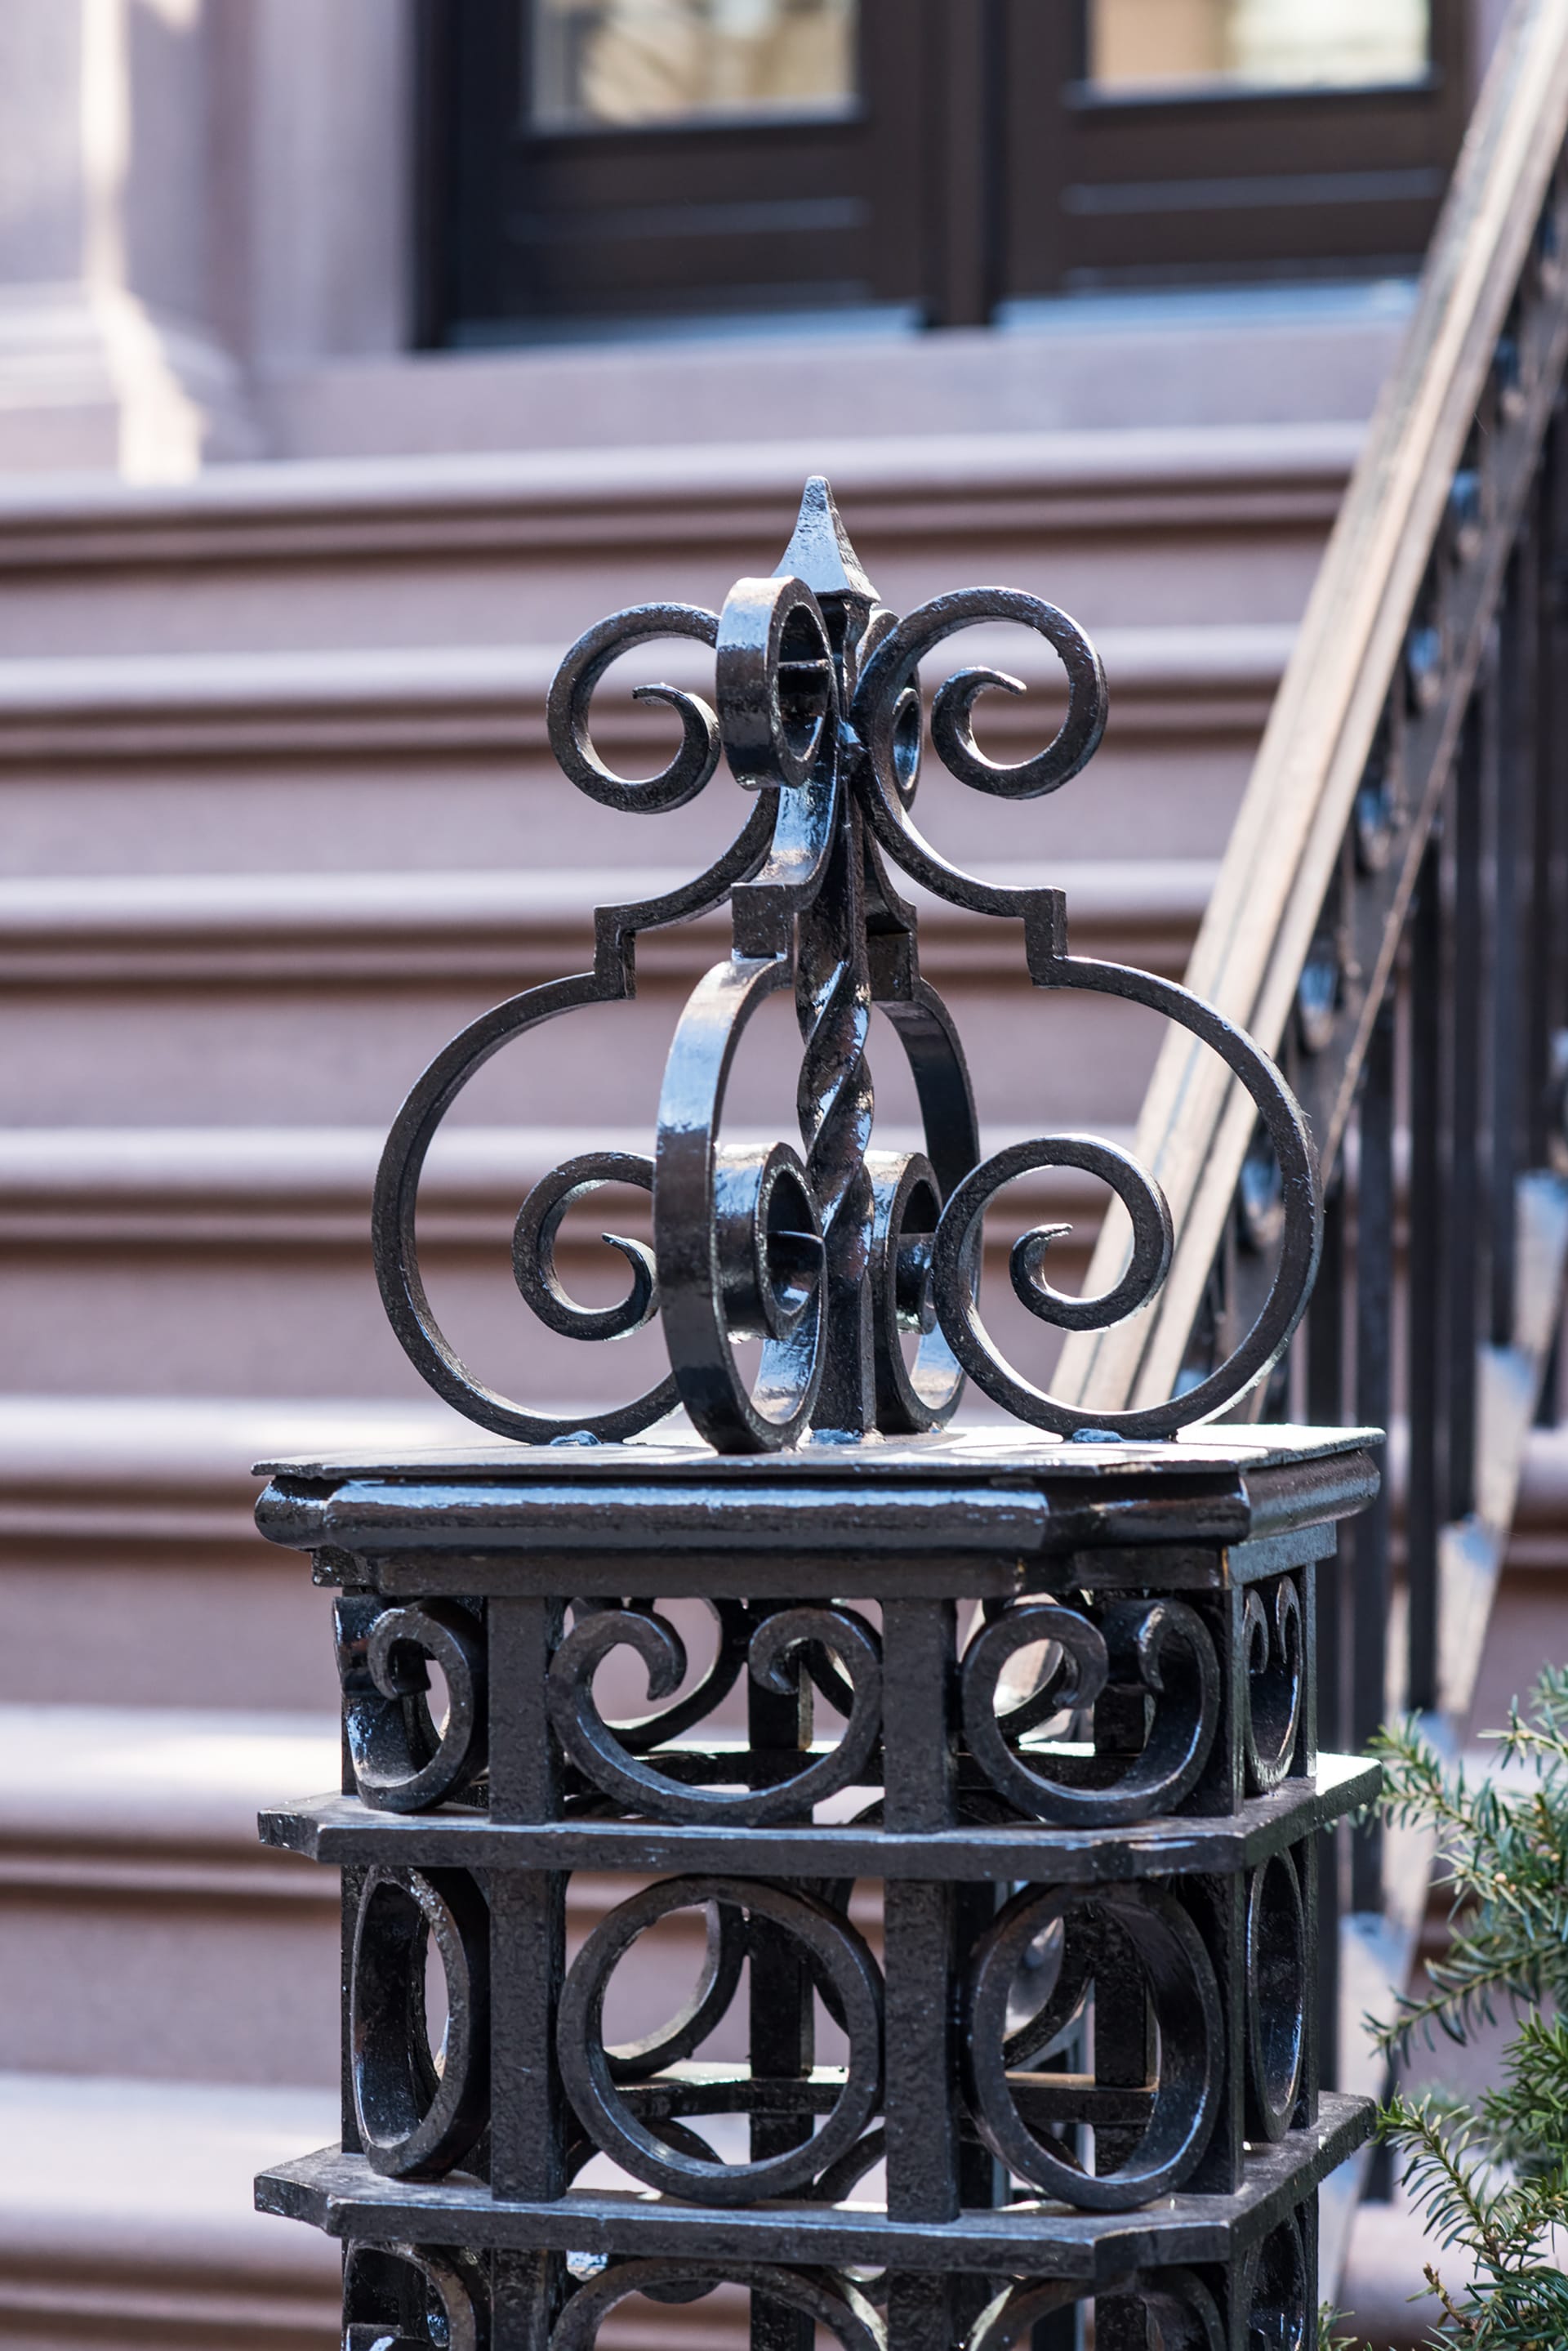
[1351,1002,1396,1916]
[1447,698,1486,1526]
[1406,837,1445,1715]
[1305,1176,1347,2095]
[1492,542,1532,1342]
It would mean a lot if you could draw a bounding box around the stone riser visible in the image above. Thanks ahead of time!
[0,1137,1109,1391]
[0,2054,743,2351]
[0,427,1353,659]
[0,700,1261,877]
[0,734,1254,881]
[0,1871,760,2091]
[0,524,1320,656]
[0,972,1176,1133]
[0,854,1212,982]
[0,1886,340,2086]
[0,1243,1098,1406]
[0,1539,340,1712]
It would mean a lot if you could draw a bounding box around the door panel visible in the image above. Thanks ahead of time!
[1002,0,1467,297]
[431,0,929,337]
[422,0,1471,343]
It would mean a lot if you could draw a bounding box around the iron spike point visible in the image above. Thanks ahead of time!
[777,475,877,648]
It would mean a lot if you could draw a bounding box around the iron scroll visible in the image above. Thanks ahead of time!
[372,478,1321,1449]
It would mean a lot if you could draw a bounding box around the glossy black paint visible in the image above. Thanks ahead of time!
[257,490,1387,2351]
[257,1430,1376,2350]
[373,478,1321,1452]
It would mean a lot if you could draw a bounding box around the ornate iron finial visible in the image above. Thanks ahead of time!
[373,480,1319,1452]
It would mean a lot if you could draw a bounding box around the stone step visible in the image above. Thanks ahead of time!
[0,2070,339,2351]
[0,622,1277,880]
[0,856,1214,982]
[0,2062,737,2349]
[269,287,1406,462]
[0,1122,1129,1247]
[0,1702,849,2089]
[0,1397,468,1711]
[0,859,1213,1136]
[0,1706,339,2086]
[0,1121,1128,1403]
[0,426,1357,661]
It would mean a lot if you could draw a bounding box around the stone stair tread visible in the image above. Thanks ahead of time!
[0,859,1219,928]
[0,1393,473,1504]
[0,2070,338,2286]
[0,630,1283,775]
[0,421,1364,553]
[0,1704,336,1854]
[0,1119,1136,1197]
[0,858,1212,988]
[0,625,1294,705]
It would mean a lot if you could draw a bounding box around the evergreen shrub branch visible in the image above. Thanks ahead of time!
[1323,1668,1568,2349]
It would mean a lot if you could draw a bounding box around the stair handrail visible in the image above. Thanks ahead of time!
[1056,0,1568,1420]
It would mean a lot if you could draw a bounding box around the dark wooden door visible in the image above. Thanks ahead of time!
[1000,0,1468,299]
[420,0,1470,344]
[423,0,938,340]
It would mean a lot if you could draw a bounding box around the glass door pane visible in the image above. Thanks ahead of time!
[1088,0,1431,95]
[530,0,859,129]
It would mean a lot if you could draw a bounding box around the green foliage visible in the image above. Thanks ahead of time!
[1335,1667,1568,2348]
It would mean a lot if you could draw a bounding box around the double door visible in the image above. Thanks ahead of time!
[422,0,1468,343]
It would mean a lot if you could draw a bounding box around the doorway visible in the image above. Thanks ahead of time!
[419,0,1468,343]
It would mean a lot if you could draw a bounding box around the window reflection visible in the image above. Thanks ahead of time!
[530,0,858,130]
[1089,0,1431,94]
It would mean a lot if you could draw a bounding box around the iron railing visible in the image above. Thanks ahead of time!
[1054,0,1568,2286]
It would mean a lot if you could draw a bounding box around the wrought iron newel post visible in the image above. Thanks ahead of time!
[255,482,1380,2350]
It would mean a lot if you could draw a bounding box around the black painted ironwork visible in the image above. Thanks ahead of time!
[256,488,1379,2351]
[372,477,1319,1453]
[1176,175,1568,2103]
[256,1431,1378,2351]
